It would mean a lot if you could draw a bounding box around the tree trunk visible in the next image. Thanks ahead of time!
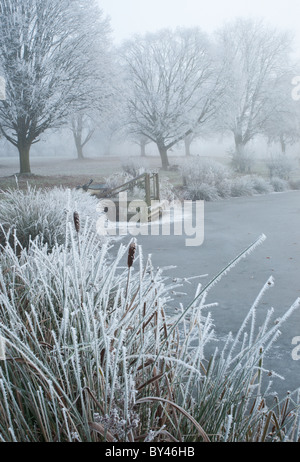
[233,133,251,173]
[157,144,169,170]
[280,135,286,154]
[234,132,244,155]
[140,140,146,157]
[73,132,84,160]
[76,139,84,160]
[18,143,31,174]
[72,115,85,160]
[184,134,192,156]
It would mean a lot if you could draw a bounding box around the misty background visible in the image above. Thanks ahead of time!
[2,0,300,166]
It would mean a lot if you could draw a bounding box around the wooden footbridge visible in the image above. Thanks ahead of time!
[76,172,164,221]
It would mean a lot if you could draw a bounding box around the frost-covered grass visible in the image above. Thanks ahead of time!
[0,186,104,252]
[0,199,300,441]
[179,158,295,201]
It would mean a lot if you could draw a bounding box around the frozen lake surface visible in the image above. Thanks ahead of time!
[112,190,300,399]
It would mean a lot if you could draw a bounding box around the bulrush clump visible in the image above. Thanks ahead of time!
[1,190,300,443]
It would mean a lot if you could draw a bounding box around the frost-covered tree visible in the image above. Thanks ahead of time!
[69,46,118,160]
[121,28,224,169]
[263,74,300,153]
[127,133,151,157]
[70,113,96,160]
[0,0,111,174]
[96,93,128,157]
[216,19,293,164]
[135,134,152,157]
[183,113,216,157]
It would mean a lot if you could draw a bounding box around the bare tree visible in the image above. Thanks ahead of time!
[216,18,293,165]
[69,45,118,160]
[121,28,224,169]
[0,0,110,174]
[69,88,117,160]
[70,113,96,160]
[96,92,128,157]
[128,133,152,157]
[263,74,300,153]
[183,114,216,156]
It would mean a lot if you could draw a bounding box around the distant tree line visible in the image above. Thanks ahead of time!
[0,0,299,174]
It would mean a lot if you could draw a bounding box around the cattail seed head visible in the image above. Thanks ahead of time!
[127,239,136,268]
[73,211,80,233]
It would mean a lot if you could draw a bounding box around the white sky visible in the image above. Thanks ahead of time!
[99,0,300,54]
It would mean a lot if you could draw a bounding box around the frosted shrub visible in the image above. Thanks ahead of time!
[289,179,300,190]
[216,178,233,198]
[185,181,219,201]
[0,221,300,442]
[181,164,287,201]
[159,177,179,202]
[230,148,254,173]
[266,155,293,180]
[181,158,231,201]
[250,175,273,194]
[230,176,255,197]
[181,158,231,186]
[104,171,133,190]
[122,158,152,178]
[0,186,104,252]
[271,177,289,192]
[179,158,284,201]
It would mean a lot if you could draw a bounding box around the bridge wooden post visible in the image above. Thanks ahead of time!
[145,173,151,207]
[155,173,160,201]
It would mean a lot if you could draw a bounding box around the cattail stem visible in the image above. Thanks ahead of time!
[127,240,136,269]
[73,211,83,306]
[73,211,80,233]
[73,211,81,257]
[125,239,136,301]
